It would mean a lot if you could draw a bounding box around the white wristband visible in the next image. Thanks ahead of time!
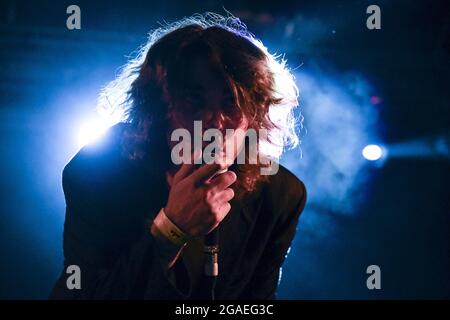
[152,208,190,246]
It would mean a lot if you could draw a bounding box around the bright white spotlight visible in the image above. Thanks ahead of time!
[362,144,383,161]
[78,119,110,148]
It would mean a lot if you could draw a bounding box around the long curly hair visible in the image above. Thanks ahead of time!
[98,12,301,198]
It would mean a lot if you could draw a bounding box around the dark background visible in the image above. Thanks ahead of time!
[0,0,449,299]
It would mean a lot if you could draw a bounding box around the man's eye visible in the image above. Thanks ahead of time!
[223,93,236,105]
[186,94,203,106]
[223,99,238,115]
[225,99,235,109]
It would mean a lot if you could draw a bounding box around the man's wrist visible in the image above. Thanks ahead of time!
[150,209,189,269]
[151,208,191,247]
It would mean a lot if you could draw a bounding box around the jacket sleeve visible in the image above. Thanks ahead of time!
[238,178,307,300]
[49,164,191,300]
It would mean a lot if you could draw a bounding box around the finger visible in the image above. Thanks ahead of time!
[208,202,232,232]
[173,162,195,185]
[216,202,232,222]
[215,188,235,204]
[208,171,237,191]
[190,162,225,185]
[173,149,202,184]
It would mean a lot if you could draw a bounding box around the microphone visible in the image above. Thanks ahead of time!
[202,154,228,299]
[204,165,227,278]
[204,228,219,277]
[204,227,219,300]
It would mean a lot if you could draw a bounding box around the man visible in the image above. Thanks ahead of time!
[50,13,306,299]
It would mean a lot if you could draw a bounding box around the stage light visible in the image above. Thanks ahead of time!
[77,118,110,147]
[362,144,383,161]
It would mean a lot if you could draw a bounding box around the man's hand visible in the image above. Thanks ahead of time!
[164,153,237,237]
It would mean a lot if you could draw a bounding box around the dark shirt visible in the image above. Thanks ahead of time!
[49,123,307,300]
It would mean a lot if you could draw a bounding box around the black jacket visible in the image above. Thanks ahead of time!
[49,124,306,300]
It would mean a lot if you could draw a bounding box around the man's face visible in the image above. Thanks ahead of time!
[167,57,249,166]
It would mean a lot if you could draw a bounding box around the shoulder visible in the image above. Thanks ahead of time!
[268,164,306,200]
[64,122,126,171]
[265,164,306,206]
[260,163,307,223]
[62,123,129,200]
